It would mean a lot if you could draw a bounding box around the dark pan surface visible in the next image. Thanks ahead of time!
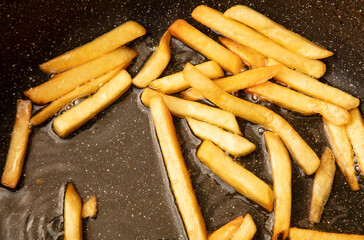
[0,0,363,239]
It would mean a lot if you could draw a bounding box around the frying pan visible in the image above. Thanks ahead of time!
[0,0,363,239]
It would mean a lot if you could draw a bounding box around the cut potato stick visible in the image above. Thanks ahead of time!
[64,183,83,240]
[141,88,241,135]
[82,196,97,218]
[25,47,137,105]
[192,5,326,78]
[197,140,274,211]
[323,118,359,191]
[208,216,244,240]
[132,32,171,88]
[1,100,32,188]
[289,227,364,240]
[40,21,146,73]
[149,61,224,94]
[267,59,359,110]
[264,131,291,240]
[346,108,364,174]
[309,147,336,223]
[224,5,333,59]
[187,117,255,156]
[53,70,131,138]
[246,81,351,126]
[150,95,207,240]
[219,37,266,68]
[181,64,282,101]
[30,67,122,126]
[168,19,242,74]
[183,63,320,175]
[230,214,257,240]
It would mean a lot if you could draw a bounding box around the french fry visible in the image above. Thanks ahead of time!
[246,81,351,126]
[53,70,132,138]
[197,140,274,211]
[132,32,171,88]
[30,67,122,126]
[149,61,224,94]
[150,95,207,240]
[264,131,291,240]
[1,100,32,188]
[346,108,364,174]
[323,118,359,191]
[224,5,333,59]
[81,196,97,218]
[289,227,364,240]
[192,5,326,78]
[230,214,257,240]
[168,19,243,74]
[181,64,282,101]
[141,88,242,135]
[208,216,244,240]
[267,59,359,110]
[309,147,336,223]
[186,117,255,156]
[40,21,146,73]
[183,63,320,175]
[25,47,137,105]
[64,183,83,240]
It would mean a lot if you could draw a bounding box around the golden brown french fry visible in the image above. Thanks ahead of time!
[1,100,32,188]
[187,117,255,156]
[181,65,282,101]
[192,5,326,78]
[81,196,97,218]
[208,216,244,240]
[25,47,137,105]
[141,88,241,135]
[309,147,336,223]
[132,32,171,88]
[40,21,145,73]
[346,108,364,174]
[267,59,359,110]
[219,37,266,68]
[323,118,359,191]
[168,19,243,74]
[246,81,351,126]
[264,131,291,240]
[64,183,83,240]
[53,70,131,138]
[183,63,320,175]
[230,214,257,240]
[149,61,224,94]
[197,140,274,211]
[224,5,333,59]
[289,227,364,240]
[150,95,207,240]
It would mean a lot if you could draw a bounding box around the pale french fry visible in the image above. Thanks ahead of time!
[246,81,351,126]
[132,32,171,88]
[64,183,83,240]
[150,95,207,240]
[219,37,266,68]
[40,21,146,73]
[309,147,336,223]
[224,5,333,59]
[323,118,359,191]
[264,131,291,240]
[81,196,97,218]
[141,88,242,135]
[230,214,257,240]
[192,5,326,78]
[197,140,274,211]
[53,70,131,138]
[181,65,282,101]
[183,63,320,175]
[208,216,244,240]
[149,61,224,94]
[187,117,255,156]
[346,108,364,174]
[289,227,364,240]
[168,19,243,74]
[267,59,359,110]
[30,67,122,126]
[1,100,32,188]
[25,47,137,105]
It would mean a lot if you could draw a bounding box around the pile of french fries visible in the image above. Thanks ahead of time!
[1,4,363,240]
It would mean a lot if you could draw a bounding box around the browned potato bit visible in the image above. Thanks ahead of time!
[346,108,364,174]
[289,227,364,240]
[64,183,83,240]
[208,216,244,240]
[82,196,97,218]
[230,214,257,240]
